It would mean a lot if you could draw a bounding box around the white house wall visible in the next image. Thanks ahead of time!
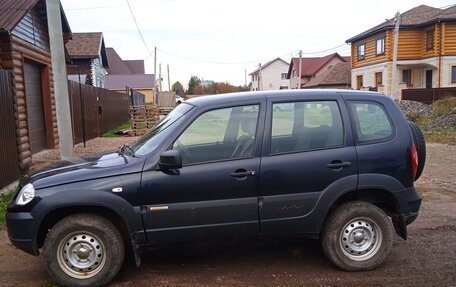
[351,62,389,92]
[441,56,456,87]
[250,60,289,91]
[351,56,456,97]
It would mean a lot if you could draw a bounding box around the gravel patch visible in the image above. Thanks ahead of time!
[397,100,437,121]
[427,113,456,131]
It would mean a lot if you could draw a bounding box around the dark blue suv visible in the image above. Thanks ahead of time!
[7,90,424,287]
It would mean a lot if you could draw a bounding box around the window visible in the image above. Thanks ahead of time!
[376,37,385,55]
[357,75,363,90]
[270,101,343,154]
[357,44,365,60]
[349,102,393,142]
[402,69,412,87]
[375,72,383,87]
[173,105,259,164]
[452,66,456,83]
[426,30,434,51]
[279,86,288,90]
[281,73,288,79]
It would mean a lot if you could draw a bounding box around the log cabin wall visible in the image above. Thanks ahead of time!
[0,2,58,170]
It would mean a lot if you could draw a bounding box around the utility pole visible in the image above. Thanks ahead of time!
[298,50,303,89]
[159,63,162,92]
[46,0,73,158]
[244,69,247,87]
[167,64,171,91]
[391,11,400,101]
[154,47,157,103]
[258,63,262,91]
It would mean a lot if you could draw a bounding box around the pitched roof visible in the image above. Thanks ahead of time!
[0,0,39,31]
[105,74,155,90]
[124,60,145,74]
[66,32,103,58]
[249,57,289,75]
[303,62,351,88]
[106,48,145,75]
[0,0,71,33]
[287,53,347,78]
[346,4,456,43]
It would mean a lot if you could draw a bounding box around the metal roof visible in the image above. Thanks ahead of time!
[346,4,456,43]
[0,0,71,33]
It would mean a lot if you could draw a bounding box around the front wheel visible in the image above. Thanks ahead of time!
[321,201,394,271]
[43,214,125,287]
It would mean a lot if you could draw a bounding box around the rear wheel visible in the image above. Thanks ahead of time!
[321,201,394,271]
[43,214,124,287]
[408,121,426,180]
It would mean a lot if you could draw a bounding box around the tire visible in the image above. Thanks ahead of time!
[408,121,426,180]
[43,214,125,287]
[321,201,394,271]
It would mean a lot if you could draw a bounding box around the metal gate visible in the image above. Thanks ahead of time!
[0,69,21,189]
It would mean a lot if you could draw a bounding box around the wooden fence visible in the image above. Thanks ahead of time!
[402,87,456,104]
[129,105,173,136]
[0,69,21,190]
[68,81,130,145]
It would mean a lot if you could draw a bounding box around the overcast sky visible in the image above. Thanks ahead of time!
[61,0,455,89]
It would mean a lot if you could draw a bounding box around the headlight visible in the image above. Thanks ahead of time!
[15,183,35,206]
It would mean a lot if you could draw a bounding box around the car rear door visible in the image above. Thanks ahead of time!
[259,93,358,235]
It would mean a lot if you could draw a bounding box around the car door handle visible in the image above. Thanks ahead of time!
[230,170,256,178]
[327,161,351,169]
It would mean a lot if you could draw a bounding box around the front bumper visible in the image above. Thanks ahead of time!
[6,211,39,256]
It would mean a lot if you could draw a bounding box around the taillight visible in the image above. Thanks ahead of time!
[411,143,418,179]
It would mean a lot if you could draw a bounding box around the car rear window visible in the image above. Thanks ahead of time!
[270,101,344,154]
[349,102,393,142]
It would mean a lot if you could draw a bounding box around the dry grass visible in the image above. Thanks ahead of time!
[424,131,456,145]
[432,97,456,116]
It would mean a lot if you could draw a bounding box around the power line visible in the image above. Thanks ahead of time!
[66,0,179,11]
[299,43,349,55]
[126,0,152,55]
[157,48,299,65]
[66,4,124,11]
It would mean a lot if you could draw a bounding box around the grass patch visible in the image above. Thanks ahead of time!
[432,97,456,116]
[102,121,131,138]
[424,130,456,145]
[0,192,15,229]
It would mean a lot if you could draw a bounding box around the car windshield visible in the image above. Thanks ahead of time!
[130,103,193,156]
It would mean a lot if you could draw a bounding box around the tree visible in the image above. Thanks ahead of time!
[171,81,185,96]
[188,76,201,95]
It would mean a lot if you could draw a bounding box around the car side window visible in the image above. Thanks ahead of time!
[270,101,343,154]
[173,105,259,164]
[349,102,393,142]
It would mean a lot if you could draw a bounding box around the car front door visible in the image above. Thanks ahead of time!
[259,95,358,235]
[141,103,264,244]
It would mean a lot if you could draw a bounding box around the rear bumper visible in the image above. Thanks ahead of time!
[6,211,39,256]
[394,186,422,225]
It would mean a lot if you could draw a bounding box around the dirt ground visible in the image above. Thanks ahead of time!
[0,138,455,287]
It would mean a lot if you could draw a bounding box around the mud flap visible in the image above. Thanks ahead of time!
[132,239,142,267]
[392,216,407,240]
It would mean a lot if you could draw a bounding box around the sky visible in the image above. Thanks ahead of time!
[61,0,456,89]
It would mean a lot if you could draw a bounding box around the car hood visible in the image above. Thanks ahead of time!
[30,151,145,189]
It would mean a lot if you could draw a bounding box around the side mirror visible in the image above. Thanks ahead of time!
[158,150,182,170]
